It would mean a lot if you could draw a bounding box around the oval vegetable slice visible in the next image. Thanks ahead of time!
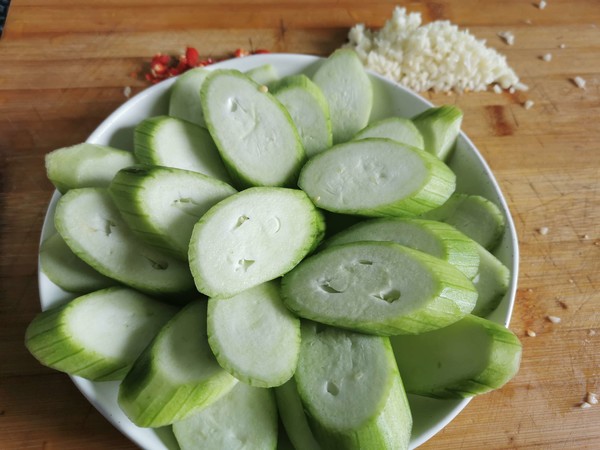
[168,67,210,127]
[275,378,321,450]
[39,232,114,293]
[109,164,236,260]
[45,143,136,194]
[353,116,424,150]
[118,300,238,428]
[324,217,480,280]
[421,193,507,250]
[271,74,333,158]
[201,69,305,188]
[298,138,456,217]
[294,321,412,450]
[471,243,510,317]
[411,104,463,161]
[312,48,373,144]
[25,287,178,381]
[189,187,325,298]
[390,314,522,398]
[134,115,232,184]
[173,381,278,450]
[281,241,477,335]
[207,281,300,387]
[54,188,195,296]
[246,63,280,86]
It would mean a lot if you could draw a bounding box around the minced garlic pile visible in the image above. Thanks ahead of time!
[343,7,526,93]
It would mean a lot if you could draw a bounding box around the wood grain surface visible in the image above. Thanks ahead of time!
[1,0,599,449]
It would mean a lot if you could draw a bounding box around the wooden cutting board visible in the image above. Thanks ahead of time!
[1,1,599,449]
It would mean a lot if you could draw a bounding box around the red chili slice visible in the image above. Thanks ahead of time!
[140,46,270,84]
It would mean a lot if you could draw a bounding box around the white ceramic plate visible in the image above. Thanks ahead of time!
[38,53,519,449]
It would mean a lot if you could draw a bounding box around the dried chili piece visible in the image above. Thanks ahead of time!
[185,47,200,66]
[234,48,250,58]
[140,46,270,84]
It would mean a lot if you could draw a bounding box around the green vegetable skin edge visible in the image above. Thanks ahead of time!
[118,300,238,428]
[295,322,412,450]
[25,287,178,381]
